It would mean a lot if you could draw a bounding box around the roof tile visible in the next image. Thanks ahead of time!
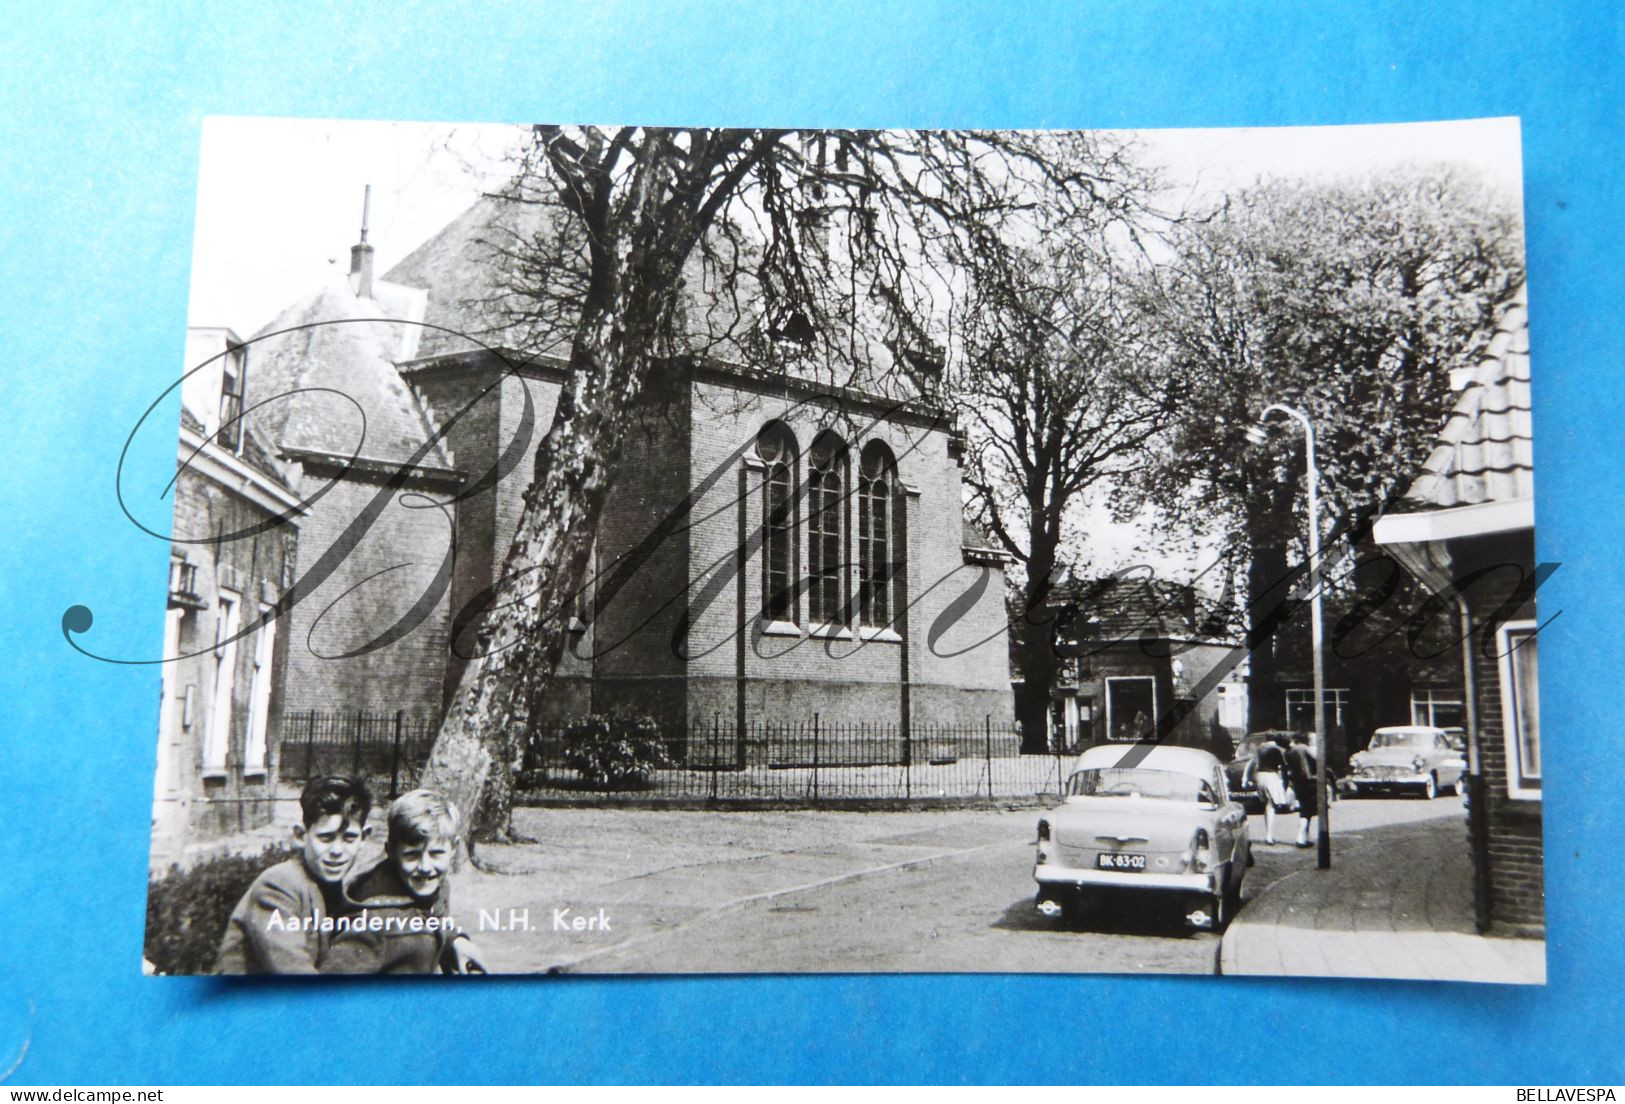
[243,283,451,470]
[1403,284,1533,511]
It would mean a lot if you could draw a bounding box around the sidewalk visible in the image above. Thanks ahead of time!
[1220,809,1545,984]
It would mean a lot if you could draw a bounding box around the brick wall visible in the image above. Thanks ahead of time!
[410,361,504,697]
[587,369,694,733]
[1452,529,1544,936]
[278,358,1015,759]
[157,459,299,851]
[276,466,454,725]
[682,374,1013,732]
[410,359,600,702]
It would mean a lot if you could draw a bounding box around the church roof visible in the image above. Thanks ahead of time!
[383,191,769,364]
[382,189,921,401]
[178,393,298,494]
[243,281,452,471]
[380,193,536,361]
[1400,284,1533,512]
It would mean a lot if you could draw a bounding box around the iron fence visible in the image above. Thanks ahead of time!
[276,709,439,799]
[521,715,1076,804]
[274,710,1094,806]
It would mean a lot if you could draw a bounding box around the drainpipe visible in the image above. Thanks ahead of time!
[1457,597,1493,933]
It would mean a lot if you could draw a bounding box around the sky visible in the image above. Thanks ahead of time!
[188,115,1524,338]
[185,115,1525,583]
[1131,116,1522,214]
[187,117,522,335]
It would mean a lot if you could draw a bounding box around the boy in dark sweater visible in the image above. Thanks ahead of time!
[321,788,485,974]
[214,776,373,974]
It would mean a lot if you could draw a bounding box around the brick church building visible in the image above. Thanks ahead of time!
[231,193,1013,765]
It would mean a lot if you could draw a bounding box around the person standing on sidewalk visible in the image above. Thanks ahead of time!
[1284,733,1320,848]
[1255,734,1291,845]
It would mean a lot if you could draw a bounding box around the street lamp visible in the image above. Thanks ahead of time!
[1246,403,1332,870]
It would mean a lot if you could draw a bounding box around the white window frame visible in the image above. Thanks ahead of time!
[758,442,798,627]
[1410,688,1466,728]
[203,590,240,772]
[1104,676,1158,742]
[1284,687,1349,729]
[155,607,184,796]
[1495,619,1541,800]
[241,603,276,779]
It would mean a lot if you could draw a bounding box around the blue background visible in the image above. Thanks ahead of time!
[1,0,1620,1085]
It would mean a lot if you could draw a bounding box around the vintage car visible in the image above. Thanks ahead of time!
[1223,730,1297,809]
[1346,725,1468,798]
[1034,743,1252,932]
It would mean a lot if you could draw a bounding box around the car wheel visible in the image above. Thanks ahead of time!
[1223,864,1243,916]
[1423,774,1438,800]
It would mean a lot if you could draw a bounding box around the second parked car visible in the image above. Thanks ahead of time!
[1346,726,1467,799]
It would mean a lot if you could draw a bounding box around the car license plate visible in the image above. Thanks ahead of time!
[1097,852,1147,871]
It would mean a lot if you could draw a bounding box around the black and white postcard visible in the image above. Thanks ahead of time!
[142,116,1543,982]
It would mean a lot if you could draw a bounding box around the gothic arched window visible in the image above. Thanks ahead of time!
[807,432,848,626]
[858,441,896,628]
[757,424,798,623]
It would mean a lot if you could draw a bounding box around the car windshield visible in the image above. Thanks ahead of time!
[1068,768,1212,803]
[1236,737,1268,757]
[1370,731,1429,749]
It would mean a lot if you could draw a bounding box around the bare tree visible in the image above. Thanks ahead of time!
[420,127,1157,841]
[954,227,1177,751]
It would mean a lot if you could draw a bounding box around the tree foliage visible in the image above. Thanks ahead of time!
[1131,166,1524,726]
[1139,166,1523,551]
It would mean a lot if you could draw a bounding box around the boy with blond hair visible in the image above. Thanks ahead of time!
[321,788,486,974]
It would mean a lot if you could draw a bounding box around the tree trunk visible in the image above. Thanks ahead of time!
[1245,537,1291,733]
[421,142,687,843]
[419,372,626,841]
[1243,477,1301,734]
[1014,541,1060,754]
[1014,639,1060,755]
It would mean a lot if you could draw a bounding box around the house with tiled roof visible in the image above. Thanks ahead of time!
[206,190,1013,783]
[1034,575,1247,755]
[1374,283,1543,936]
[153,328,303,866]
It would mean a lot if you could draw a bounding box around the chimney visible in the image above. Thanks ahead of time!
[349,184,374,299]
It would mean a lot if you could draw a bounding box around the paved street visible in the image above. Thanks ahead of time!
[451,791,1484,976]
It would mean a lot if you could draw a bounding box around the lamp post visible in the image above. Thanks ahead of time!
[1246,403,1331,870]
